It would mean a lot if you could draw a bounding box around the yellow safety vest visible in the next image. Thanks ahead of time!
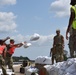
[71,5,76,29]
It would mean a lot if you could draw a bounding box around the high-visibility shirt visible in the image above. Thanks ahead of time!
[0,45,6,54]
[71,5,76,29]
[8,46,16,55]
[7,43,16,55]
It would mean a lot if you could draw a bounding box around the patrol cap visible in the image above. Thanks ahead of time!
[10,39,15,42]
[56,29,60,32]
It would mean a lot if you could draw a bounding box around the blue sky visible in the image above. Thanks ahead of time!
[0,0,71,59]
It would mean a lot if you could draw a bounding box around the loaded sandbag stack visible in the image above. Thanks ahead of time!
[44,58,76,75]
[25,66,38,75]
[35,56,51,75]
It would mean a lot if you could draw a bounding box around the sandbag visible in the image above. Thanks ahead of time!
[25,66,38,75]
[35,56,51,65]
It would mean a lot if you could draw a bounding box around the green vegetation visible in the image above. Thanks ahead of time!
[12,56,30,62]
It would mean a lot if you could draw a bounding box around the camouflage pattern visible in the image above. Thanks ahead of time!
[55,44,64,62]
[6,53,14,72]
[53,34,64,63]
[69,35,74,57]
[51,44,64,64]
[0,55,7,75]
[69,28,76,57]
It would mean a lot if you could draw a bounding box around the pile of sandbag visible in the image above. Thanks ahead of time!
[25,66,38,75]
[44,58,76,75]
[35,56,51,75]
[35,56,51,65]
[25,56,51,75]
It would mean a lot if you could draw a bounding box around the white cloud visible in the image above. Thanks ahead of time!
[50,0,70,17]
[0,0,16,6]
[11,34,30,43]
[37,34,54,45]
[0,12,17,33]
[63,26,67,31]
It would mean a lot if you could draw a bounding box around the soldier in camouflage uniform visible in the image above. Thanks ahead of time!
[0,37,10,75]
[6,39,26,75]
[53,29,64,62]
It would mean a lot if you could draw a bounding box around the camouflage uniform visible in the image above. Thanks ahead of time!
[6,53,14,72]
[55,44,64,62]
[69,28,76,57]
[5,43,15,73]
[0,37,10,75]
[0,54,7,75]
[0,46,7,75]
[53,35,64,62]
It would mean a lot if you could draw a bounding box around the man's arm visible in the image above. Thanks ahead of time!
[12,42,26,48]
[14,43,23,48]
[53,36,56,47]
[3,37,10,42]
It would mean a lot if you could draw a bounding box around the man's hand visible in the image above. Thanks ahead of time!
[66,31,69,40]
[22,41,27,45]
[66,35,69,40]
